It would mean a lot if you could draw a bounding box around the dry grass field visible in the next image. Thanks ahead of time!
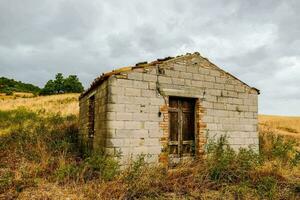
[259,115,300,140]
[0,93,79,116]
[0,94,299,199]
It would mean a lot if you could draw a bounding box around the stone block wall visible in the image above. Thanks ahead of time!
[79,53,259,165]
[79,80,108,151]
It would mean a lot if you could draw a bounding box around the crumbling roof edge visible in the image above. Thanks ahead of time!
[79,54,189,99]
[79,52,260,99]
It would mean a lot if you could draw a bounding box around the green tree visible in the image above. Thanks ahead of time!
[63,75,84,93]
[54,73,64,93]
[40,73,84,95]
[40,80,56,95]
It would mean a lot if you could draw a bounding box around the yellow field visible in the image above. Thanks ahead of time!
[1,93,299,135]
[259,115,300,140]
[0,93,80,116]
[0,92,35,100]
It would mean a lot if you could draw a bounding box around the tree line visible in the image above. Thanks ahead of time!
[0,77,41,95]
[0,73,84,95]
[40,73,84,95]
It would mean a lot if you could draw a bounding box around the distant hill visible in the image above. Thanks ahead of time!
[0,77,41,95]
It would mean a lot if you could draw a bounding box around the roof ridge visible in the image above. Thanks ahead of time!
[79,52,259,99]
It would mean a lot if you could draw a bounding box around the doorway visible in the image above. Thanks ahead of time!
[168,97,196,160]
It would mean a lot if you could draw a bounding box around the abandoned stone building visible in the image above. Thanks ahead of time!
[79,52,259,165]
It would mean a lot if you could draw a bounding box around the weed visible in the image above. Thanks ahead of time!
[206,135,260,184]
[256,176,278,199]
[81,151,120,182]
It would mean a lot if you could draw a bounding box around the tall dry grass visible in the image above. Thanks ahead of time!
[0,95,300,199]
[259,115,300,140]
[0,93,80,116]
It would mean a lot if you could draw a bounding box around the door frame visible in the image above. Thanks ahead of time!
[168,96,196,159]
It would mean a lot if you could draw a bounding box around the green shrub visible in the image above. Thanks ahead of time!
[0,171,14,193]
[256,176,278,199]
[122,155,165,199]
[81,151,120,182]
[123,155,147,183]
[206,135,260,183]
[54,163,80,183]
[260,132,300,166]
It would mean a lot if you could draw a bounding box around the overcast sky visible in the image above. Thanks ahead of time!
[0,0,299,116]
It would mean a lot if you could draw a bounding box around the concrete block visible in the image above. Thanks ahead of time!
[128,72,143,80]
[225,84,235,91]
[145,122,159,130]
[124,121,144,129]
[172,78,185,85]
[131,130,149,138]
[173,63,186,71]
[185,79,192,86]
[149,82,156,89]
[179,72,192,79]
[132,113,149,121]
[192,74,204,80]
[148,129,164,138]
[187,66,198,73]
[235,85,245,92]
[149,97,164,105]
[232,98,243,105]
[204,75,215,82]
[116,96,133,104]
[210,70,221,77]
[213,102,226,110]
[214,83,225,90]
[115,129,148,138]
[149,105,160,113]
[142,89,157,97]
[133,80,149,89]
[117,79,133,87]
[249,106,257,112]
[148,113,161,122]
[203,116,214,123]
[244,125,255,132]
[125,88,141,96]
[158,76,172,84]
[202,81,214,88]
[165,69,180,77]
[199,68,210,75]
[107,121,125,129]
[116,112,132,121]
[125,104,141,112]
[216,77,226,83]
[107,104,125,112]
[143,74,157,82]
[205,95,217,102]
[191,80,203,87]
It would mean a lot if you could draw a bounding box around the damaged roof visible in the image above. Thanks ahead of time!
[80,52,259,99]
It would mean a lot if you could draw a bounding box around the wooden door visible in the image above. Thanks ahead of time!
[169,97,195,159]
